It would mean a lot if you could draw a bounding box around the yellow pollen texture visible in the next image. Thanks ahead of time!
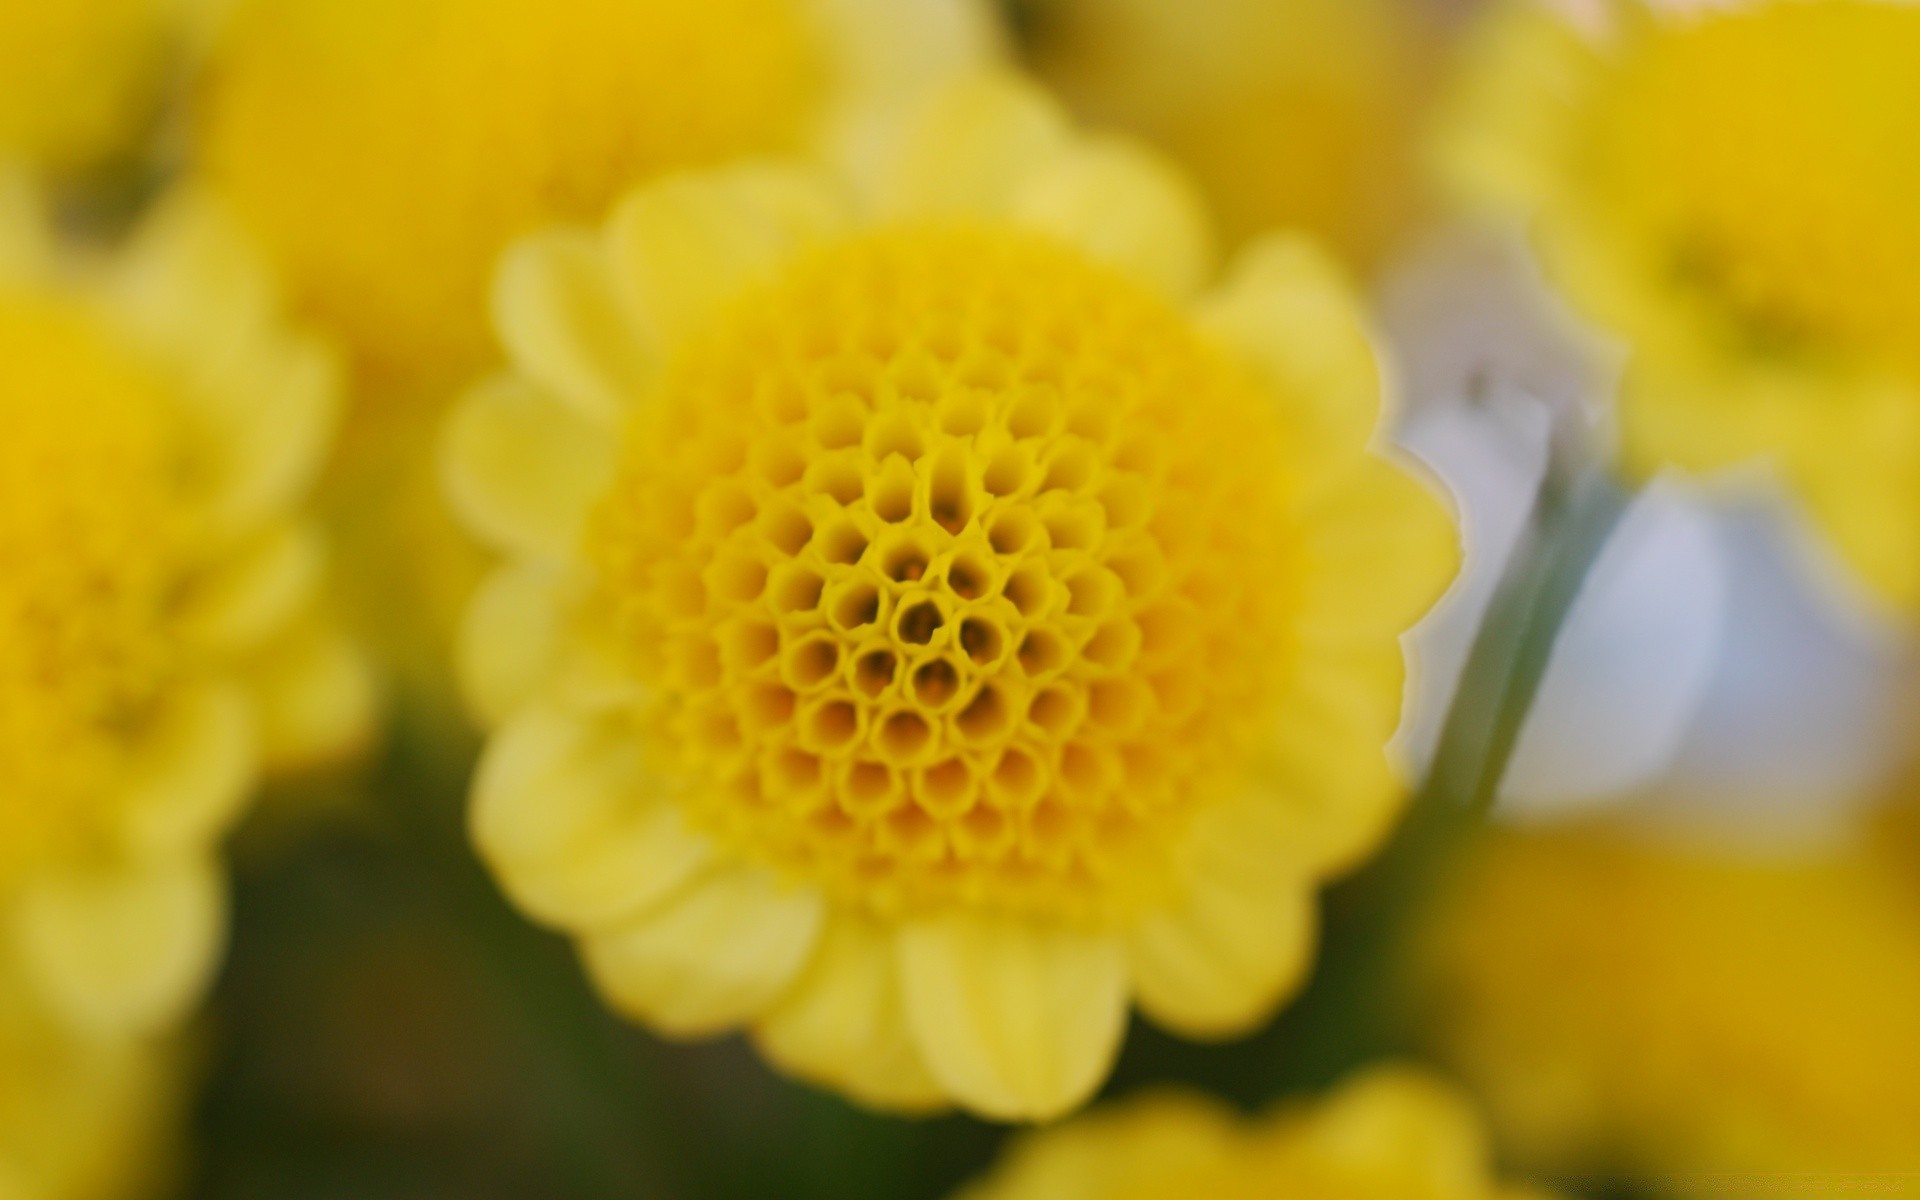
[0,296,185,880]
[1588,0,1920,367]
[196,0,824,392]
[592,227,1298,922]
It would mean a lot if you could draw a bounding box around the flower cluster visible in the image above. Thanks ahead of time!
[6,0,1919,1195]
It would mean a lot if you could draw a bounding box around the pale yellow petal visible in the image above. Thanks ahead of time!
[754,911,947,1112]
[1282,1066,1491,1190]
[104,185,277,369]
[874,71,1072,219]
[242,612,377,775]
[470,704,713,930]
[897,914,1127,1121]
[0,166,50,283]
[955,1092,1240,1200]
[117,682,256,858]
[178,520,321,655]
[440,373,617,561]
[1432,0,1597,215]
[607,163,850,351]
[1129,798,1319,1039]
[194,330,340,540]
[1010,137,1215,299]
[1257,643,1411,873]
[582,863,826,1038]
[1199,234,1382,495]
[456,562,575,728]
[492,228,654,424]
[804,0,1005,188]
[103,188,339,538]
[14,856,226,1035]
[1295,453,1460,645]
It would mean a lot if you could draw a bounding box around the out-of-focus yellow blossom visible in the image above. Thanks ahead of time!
[1437,0,1920,608]
[1417,819,1920,1181]
[193,0,1001,407]
[0,966,179,1200]
[955,1066,1554,1200]
[443,71,1456,1120]
[0,172,369,1036]
[1021,0,1443,274]
[194,0,997,711]
[0,0,184,173]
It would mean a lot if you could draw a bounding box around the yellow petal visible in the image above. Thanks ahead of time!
[607,163,850,351]
[104,186,277,370]
[1258,644,1410,874]
[178,520,322,655]
[1199,235,1382,494]
[117,682,257,858]
[470,704,713,930]
[492,228,655,425]
[195,331,340,542]
[455,562,574,728]
[582,863,825,1038]
[1010,137,1215,299]
[242,612,377,775]
[441,373,617,561]
[1283,1067,1491,1189]
[1296,453,1460,645]
[875,71,1072,219]
[1128,798,1319,1039]
[897,913,1127,1121]
[754,911,947,1112]
[14,856,226,1035]
[104,189,340,538]
[805,0,1005,187]
[0,166,50,283]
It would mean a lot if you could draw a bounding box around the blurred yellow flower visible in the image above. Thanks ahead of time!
[1417,819,1920,1181]
[0,966,179,1200]
[1022,0,1443,274]
[0,0,183,173]
[1437,0,1920,607]
[0,173,369,1036]
[443,72,1456,1120]
[193,0,1000,407]
[955,1066,1553,1200]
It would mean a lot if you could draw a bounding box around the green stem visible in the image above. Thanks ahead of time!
[1262,464,1632,1092]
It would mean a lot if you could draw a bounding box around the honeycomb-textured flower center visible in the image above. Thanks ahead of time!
[592,227,1299,921]
[197,0,825,394]
[0,296,185,879]
[1588,0,1920,368]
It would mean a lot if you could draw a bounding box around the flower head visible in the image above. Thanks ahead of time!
[1438,0,1920,606]
[445,73,1455,1119]
[955,1066,1554,1200]
[0,173,368,1035]
[193,0,999,403]
[1417,820,1920,1178]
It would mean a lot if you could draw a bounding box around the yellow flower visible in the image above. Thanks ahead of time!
[0,172,370,1036]
[955,1066,1554,1200]
[1416,820,1920,1180]
[443,72,1456,1119]
[1021,0,1442,273]
[192,0,1001,405]
[1437,0,1920,608]
[0,966,180,1200]
[0,0,184,173]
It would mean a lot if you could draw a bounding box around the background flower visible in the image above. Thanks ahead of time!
[0,174,368,1037]
[955,1066,1554,1200]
